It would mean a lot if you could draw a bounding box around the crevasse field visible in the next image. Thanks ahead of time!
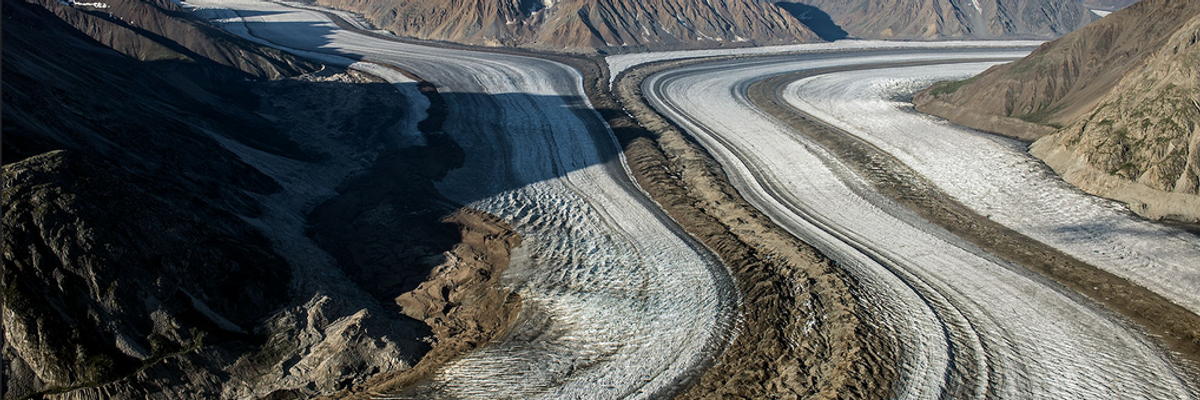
[644,55,1199,399]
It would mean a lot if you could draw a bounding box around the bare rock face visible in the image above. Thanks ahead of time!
[392,210,522,365]
[311,0,822,52]
[915,0,1200,223]
[780,0,1096,40]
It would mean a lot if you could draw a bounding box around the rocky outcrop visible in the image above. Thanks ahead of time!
[311,0,822,52]
[320,210,523,399]
[780,0,1096,40]
[915,0,1200,223]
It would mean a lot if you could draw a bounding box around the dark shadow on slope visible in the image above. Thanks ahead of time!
[3,1,435,395]
[518,0,543,16]
[776,2,848,41]
[4,0,633,396]
[1050,219,1200,241]
[304,85,643,308]
[1083,0,1142,12]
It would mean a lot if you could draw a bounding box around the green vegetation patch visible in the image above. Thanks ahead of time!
[928,76,979,97]
[1017,104,1066,127]
[1006,51,1054,75]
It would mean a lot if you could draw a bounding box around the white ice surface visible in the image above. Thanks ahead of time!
[783,63,1200,315]
[605,39,1045,86]
[644,52,1198,399]
[181,0,736,398]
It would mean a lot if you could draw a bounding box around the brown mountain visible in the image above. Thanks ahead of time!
[777,0,1097,40]
[915,0,1200,223]
[312,0,823,51]
[314,0,1101,51]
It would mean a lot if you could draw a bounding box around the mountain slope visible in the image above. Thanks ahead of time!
[915,0,1200,223]
[3,0,407,396]
[315,0,1097,51]
[779,0,1097,40]
[313,0,822,51]
[2,0,521,397]
[21,0,314,77]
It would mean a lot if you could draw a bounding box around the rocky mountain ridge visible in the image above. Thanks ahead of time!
[784,0,1097,40]
[311,0,823,52]
[915,0,1200,223]
[24,0,313,77]
[312,0,1095,52]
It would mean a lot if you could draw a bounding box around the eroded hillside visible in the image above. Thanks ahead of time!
[777,0,1096,40]
[915,0,1200,223]
[310,0,824,51]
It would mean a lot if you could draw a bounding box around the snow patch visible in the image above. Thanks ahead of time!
[68,0,110,8]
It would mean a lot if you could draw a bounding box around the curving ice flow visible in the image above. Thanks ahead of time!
[604,39,1044,86]
[783,64,1200,316]
[181,0,736,398]
[644,52,1199,399]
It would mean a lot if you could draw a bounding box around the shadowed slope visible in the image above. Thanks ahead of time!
[2,0,505,397]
